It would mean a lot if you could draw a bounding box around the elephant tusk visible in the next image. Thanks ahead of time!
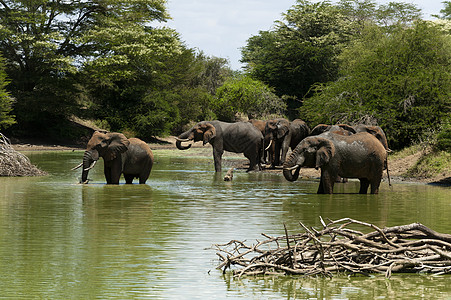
[175,137,192,143]
[71,162,83,170]
[265,139,273,151]
[83,160,97,171]
[283,164,300,171]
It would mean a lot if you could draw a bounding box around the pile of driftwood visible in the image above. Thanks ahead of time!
[213,218,451,278]
[0,133,46,176]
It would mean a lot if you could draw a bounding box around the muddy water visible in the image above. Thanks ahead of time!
[0,149,450,299]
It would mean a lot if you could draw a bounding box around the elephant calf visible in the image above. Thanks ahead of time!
[72,131,154,184]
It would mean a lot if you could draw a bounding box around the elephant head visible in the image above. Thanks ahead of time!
[73,131,130,183]
[176,122,216,150]
[265,118,289,140]
[283,137,335,181]
[310,124,355,136]
[354,124,390,152]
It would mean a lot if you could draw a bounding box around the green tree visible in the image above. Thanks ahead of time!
[241,0,350,110]
[435,1,451,19]
[214,75,286,121]
[0,0,170,136]
[0,54,15,129]
[301,21,451,149]
[241,0,424,119]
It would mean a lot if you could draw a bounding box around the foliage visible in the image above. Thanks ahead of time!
[0,55,15,129]
[82,45,232,138]
[435,1,451,19]
[241,0,351,117]
[436,123,451,151]
[301,21,451,149]
[214,75,286,121]
[240,0,422,119]
[0,0,170,136]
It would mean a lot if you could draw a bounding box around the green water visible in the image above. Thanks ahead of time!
[0,149,450,299]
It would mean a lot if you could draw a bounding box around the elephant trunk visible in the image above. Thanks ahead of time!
[283,165,301,182]
[81,150,99,183]
[282,150,304,182]
[175,131,193,150]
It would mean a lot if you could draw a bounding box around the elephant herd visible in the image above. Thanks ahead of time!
[72,119,391,194]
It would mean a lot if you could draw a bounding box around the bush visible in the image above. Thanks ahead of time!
[436,124,451,151]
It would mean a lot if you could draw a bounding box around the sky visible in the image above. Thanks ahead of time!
[161,0,446,70]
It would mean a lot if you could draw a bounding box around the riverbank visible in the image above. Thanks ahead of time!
[12,136,451,185]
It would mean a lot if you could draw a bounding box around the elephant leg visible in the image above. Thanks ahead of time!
[124,174,135,184]
[138,169,151,184]
[359,178,370,194]
[370,178,381,194]
[319,169,334,194]
[104,167,113,184]
[244,152,260,172]
[110,163,122,184]
[317,179,325,194]
[270,142,281,168]
[213,147,224,172]
[280,137,290,165]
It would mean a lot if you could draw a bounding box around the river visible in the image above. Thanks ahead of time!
[0,149,450,299]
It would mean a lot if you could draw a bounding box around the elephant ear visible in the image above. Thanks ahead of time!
[276,122,289,139]
[104,132,130,161]
[310,124,331,136]
[203,123,216,145]
[337,124,356,134]
[314,138,335,169]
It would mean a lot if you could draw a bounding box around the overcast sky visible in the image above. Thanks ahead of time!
[161,0,446,70]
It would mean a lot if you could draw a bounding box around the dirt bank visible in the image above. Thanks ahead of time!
[12,136,450,185]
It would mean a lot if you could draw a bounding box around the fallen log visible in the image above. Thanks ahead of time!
[212,217,451,278]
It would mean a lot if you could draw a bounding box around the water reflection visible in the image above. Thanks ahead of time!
[0,150,450,299]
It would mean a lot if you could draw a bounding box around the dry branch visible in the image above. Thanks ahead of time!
[0,133,47,176]
[212,218,451,278]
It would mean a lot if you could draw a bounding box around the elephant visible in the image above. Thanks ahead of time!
[310,124,390,151]
[264,118,310,168]
[310,123,392,183]
[72,131,154,184]
[175,121,263,172]
[283,131,386,194]
[248,119,272,164]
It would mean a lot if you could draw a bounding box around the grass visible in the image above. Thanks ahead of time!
[405,149,451,179]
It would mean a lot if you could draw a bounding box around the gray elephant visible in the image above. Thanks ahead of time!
[283,131,386,194]
[176,121,263,172]
[248,119,271,164]
[264,118,310,168]
[72,131,154,184]
[310,123,391,183]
